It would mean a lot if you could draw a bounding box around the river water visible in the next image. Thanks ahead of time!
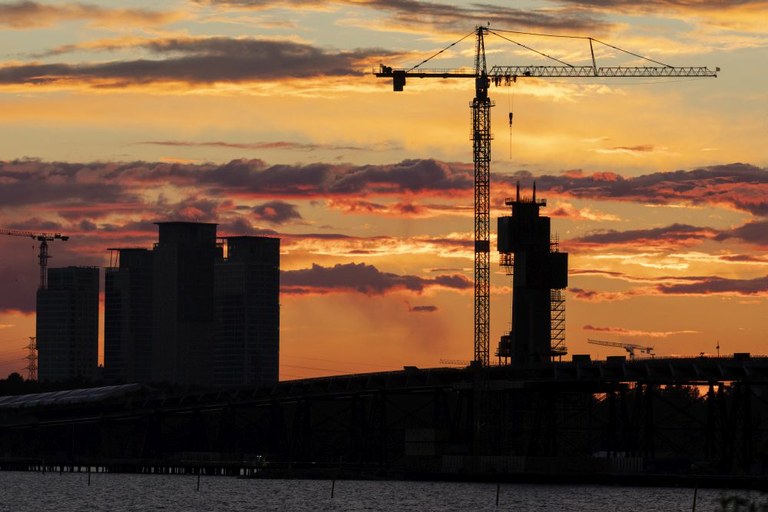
[0,471,755,511]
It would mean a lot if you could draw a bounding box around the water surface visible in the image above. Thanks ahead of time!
[0,471,751,511]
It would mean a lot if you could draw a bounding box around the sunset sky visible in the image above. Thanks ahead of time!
[0,0,766,380]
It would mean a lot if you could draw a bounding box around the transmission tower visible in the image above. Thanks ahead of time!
[24,336,37,381]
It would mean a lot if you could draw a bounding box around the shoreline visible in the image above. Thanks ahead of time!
[1,458,766,491]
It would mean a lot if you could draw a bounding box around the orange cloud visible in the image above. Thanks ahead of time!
[280,262,471,296]
[556,0,768,33]
[0,2,181,29]
[0,37,399,90]
[507,163,768,216]
[548,201,621,221]
[195,0,612,37]
[570,223,718,249]
[570,274,768,302]
[583,324,698,338]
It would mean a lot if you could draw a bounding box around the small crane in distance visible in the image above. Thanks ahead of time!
[0,229,69,289]
[588,338,655,360]
[375,26,718,367]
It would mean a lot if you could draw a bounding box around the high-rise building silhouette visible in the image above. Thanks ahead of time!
[36,266,99,382]
[214,236,280,387]
[151,222,221,387]
[103,223,280,388]
[104,248,153,383]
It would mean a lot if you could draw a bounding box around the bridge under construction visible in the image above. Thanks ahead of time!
[1,355,768,481]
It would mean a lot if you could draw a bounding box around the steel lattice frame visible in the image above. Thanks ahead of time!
[489,65,717,78]
[472,94,492,366]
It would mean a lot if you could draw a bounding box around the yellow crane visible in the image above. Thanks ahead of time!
[0,229,69,289]
[376,26,717,367]
[588,338,655,360]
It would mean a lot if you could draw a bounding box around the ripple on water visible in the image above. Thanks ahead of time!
[0,471,748,512]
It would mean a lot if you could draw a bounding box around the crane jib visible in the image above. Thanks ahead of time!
[375,65,718,91]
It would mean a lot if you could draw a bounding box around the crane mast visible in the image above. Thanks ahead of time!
[375,27,718,367]
[472,27,492,366]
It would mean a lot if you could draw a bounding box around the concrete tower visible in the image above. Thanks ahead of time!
[497,184,568,365]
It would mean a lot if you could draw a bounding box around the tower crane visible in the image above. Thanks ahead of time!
[0,229,69,289]
[588,338,655,360]
[375,26,717,367]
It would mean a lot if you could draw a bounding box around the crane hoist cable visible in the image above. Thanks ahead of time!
[507,77,515,159]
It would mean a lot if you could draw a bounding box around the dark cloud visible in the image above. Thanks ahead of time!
[358,0,609,33]
[329,199,389,214]
[0,213,474,312]
[166,198,225,222]
[0,37,395,87]
[571,223,717,247]
[569,287,633,302]
[327,198,437,217]
[195,0,610,34]
[656,275,768,296]
[720,254,768,263]
[570,287,605,301]
[13,159,765,218]
[569,219,768,251]
[505,163,768,217]
[0,160,133,208]
[280,262,471,295]
[0,240,38,313]
[555,0,763,11]
[79,219,97,231]
[218,217,280,237]
[189,158,472,197]
[571,274,768,301]
[98,219,157,237]
[2,218,65,232]
[715,220,768,246]
[252,200,302,225]
[0,159,472,215]
[0,1,177,29]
